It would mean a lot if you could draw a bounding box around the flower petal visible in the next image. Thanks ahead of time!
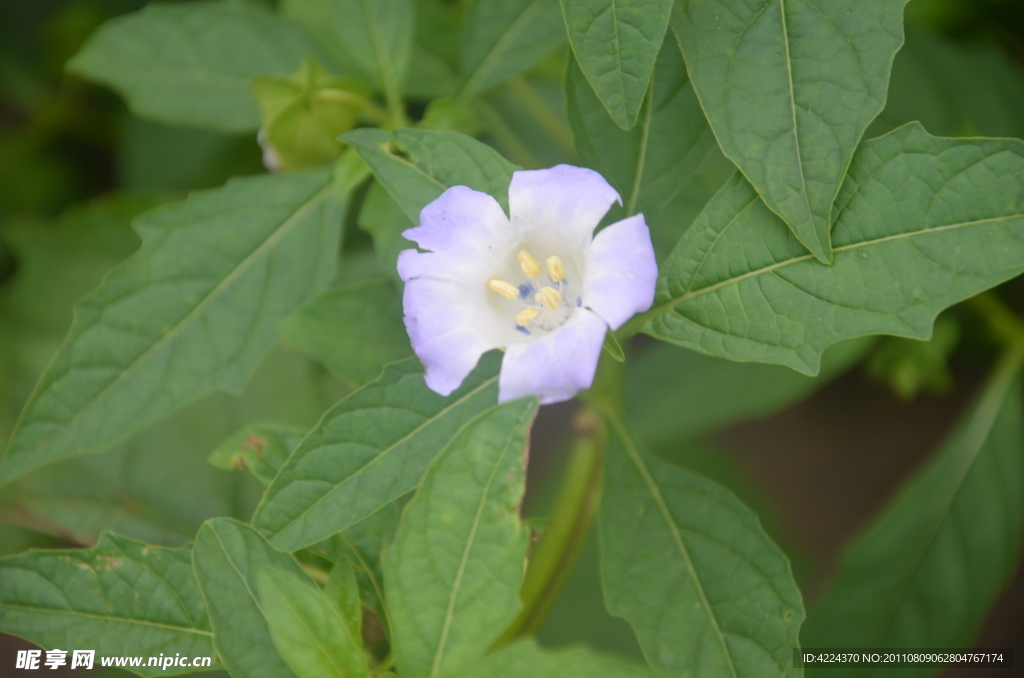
[583,214,657,330]
[508,165,621,248]
[498,308,606,405]
[402,185,512,259]
[401,275,502,396]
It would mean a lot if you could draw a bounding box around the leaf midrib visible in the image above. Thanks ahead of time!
[777,0,819,248]
[606,411,739,678]
[651,213,1021,319]
[263,374,499,545]
[0,602,213,637]
[361,0,403,113]
[429,404,528,678]
[5,181,332,466]
[625,77,654,217]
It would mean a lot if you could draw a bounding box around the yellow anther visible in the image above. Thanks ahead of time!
[516,308,539,326]
[518,250,542,278]
[535,286,563,309]
[546,255,565,282]
[487,278,519,300]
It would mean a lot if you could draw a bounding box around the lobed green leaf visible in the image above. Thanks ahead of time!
[599,413,805,678]
[0,534,215,677]
[68,0,323,133]
[253,356,502,551]
[642,124,1024,374]
[385,398,538,678]
[0,168,342,485]
[561,0,675,130]
[671,0,908,262]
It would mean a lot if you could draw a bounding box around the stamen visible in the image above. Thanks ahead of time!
[518,250,542,278]
[516,308,539,326]
[535,286,563,309]
[487,278,519,300]
[546,255,565,282]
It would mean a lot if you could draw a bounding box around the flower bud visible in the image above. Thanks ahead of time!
[250,58,370,170]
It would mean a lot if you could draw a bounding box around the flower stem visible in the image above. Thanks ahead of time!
[493,407,607,648]
[505,76,577,160]
[967,292,1024,344]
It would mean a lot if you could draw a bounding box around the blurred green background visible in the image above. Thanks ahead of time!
[1,0,1024,676]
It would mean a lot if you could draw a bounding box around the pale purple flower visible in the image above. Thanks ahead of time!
[397,165,657,405]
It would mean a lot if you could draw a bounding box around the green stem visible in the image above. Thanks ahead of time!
[300,561,331,586]
[492,408,607,648]
[505,76,578,160]
[967,292,1024,344]
[936,336,1024,505]
[474,100,542,169]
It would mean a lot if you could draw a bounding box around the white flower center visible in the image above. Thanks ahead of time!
[486,247,580,340]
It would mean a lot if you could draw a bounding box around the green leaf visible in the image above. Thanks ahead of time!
[253,355,502,551]
[599,411,805,678]
[561,0,675,130]
[343,128,519,223]
[280,0,413,109]
[358,181,413,286]
[385,398,538,678]
[68,1,323,132]
[0,168,342,485]
[626,338,871,446]
[871,22,1024,140]
[640,124,1024,375]
[192,518,312,678]
[460,0,566,96]
[671,0,908,263]
[566,37,714,221]
[2,346,341,548]
[324,560,363,641]
[257,569,371,678]
[645,147,736,261]
[470,640,653,677]
[208,424,306,489]
[308,503,400,642]
[0,534,215,677]
[279,277,411,388]
[804,363,1024,675]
